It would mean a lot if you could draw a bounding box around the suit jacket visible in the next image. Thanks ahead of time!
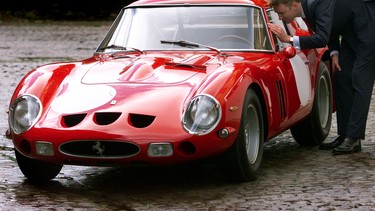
[299,0,335,50]
[328,0,375,61]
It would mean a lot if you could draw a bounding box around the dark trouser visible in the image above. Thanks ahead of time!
[334,41,375,139]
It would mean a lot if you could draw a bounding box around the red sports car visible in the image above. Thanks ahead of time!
[7,0,332,182]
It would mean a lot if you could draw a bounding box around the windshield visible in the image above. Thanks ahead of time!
[96,5,272,52]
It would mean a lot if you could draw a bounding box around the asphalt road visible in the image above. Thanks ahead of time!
[1,21,375,210]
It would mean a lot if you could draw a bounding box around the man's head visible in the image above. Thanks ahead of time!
[268,0,302,23]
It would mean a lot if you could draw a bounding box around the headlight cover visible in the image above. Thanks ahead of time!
[9,94,42,135]
[182,94,222,135]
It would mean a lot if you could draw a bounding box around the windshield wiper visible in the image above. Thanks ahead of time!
[160,40,220,54]
[98,44,143,54]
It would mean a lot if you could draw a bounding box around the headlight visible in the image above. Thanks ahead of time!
[182,94,222,135]
[9,95,42,135]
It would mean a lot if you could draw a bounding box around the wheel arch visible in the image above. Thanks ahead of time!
[318,50,336,113]
[249,83,268,142]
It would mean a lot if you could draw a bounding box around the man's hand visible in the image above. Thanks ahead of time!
[267,23,290,43]
[331,54,341,71]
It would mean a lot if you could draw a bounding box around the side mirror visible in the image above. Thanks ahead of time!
[282,46,296,58]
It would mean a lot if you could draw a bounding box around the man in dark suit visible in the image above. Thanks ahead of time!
[267,0,334,50]
[320,0,375,155]
[268,0,375,155]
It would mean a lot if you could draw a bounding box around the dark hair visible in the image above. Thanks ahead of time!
[268,0,301,7]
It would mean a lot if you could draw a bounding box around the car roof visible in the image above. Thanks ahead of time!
[127,0,270,8]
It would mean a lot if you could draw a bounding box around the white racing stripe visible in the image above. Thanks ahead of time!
[289,55,312,106]
[51,85,116,113]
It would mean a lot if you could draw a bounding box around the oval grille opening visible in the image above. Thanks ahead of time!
[129,113,155,128]
[62,114,87,127]
[59,140,140,158]
[94,112,122,125]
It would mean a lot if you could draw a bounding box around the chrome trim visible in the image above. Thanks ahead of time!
[9,94,42,135]
[182,93,222,136]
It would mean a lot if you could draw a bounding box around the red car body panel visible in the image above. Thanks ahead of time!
[8,0,329,168]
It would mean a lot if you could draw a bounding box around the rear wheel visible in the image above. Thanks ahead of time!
[216,89,264,182]
[291,62,332,146]
[15,150,63,183]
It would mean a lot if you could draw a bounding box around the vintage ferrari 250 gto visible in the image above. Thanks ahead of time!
[6,0,333,182]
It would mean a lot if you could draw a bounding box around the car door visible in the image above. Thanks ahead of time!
[266,10,313,128]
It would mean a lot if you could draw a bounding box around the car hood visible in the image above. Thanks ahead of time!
[49,52,243,115]
[82,53,222,84]
[43,52,249,137]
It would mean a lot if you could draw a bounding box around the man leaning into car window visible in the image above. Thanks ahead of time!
[266,0,334,50]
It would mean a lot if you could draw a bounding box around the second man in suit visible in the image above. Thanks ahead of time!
[322,0,375,155]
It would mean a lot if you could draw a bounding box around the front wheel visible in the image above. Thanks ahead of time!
[15,150,63,183]
[216,89,264,182]
[291,62,332,146]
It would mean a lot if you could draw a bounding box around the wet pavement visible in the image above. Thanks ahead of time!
[1,21,375,210]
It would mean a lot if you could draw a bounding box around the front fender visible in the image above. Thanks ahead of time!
[191,63,259,147]
[9,62,88,108]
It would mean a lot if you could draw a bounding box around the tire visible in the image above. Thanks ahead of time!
[216,89,264,182]
[15,150,63,183]
[291,62,332,146]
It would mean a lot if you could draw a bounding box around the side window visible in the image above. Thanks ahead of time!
[266,9,290,51]
[253,8,272,50]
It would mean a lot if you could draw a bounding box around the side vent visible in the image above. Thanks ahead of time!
[129,113,156,128]
[94,112,122,125]
[276,80,286,119]
[62,114,87,127]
